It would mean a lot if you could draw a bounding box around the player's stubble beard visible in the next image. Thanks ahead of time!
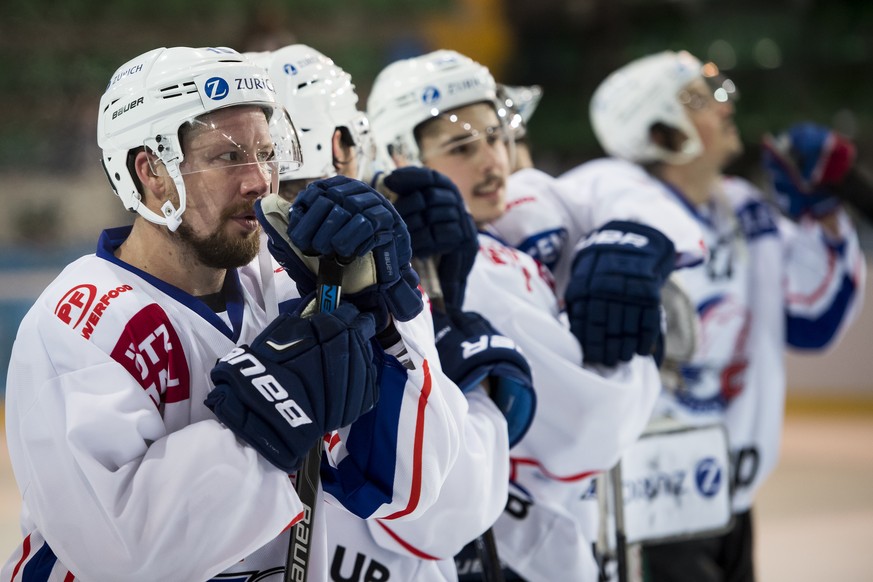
[175,201,260,269]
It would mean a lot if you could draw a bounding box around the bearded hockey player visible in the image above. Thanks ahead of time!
[2,46,480,582]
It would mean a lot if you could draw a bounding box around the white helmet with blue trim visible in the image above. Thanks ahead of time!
[366,49,504,171]
[252,44,372,181]
[98,46,302,231]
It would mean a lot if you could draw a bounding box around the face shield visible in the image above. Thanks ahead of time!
[144,104,302,231]
[417,102,516,169]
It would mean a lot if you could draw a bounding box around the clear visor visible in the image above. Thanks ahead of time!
[418,109,515,165]
[163,104,302,188]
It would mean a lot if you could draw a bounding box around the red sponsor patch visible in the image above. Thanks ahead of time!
[55,284,97,328]
[110,304,191,407]
[55,283,134,339]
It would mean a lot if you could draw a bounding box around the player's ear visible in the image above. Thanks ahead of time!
[331,129,352,172]
[650,122,688,153]
[132,149,170,199]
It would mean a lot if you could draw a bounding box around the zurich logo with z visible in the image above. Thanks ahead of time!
[283,63,298,76]
[695,457,723,498]
[421,85,441,105]
[204,77,229,100]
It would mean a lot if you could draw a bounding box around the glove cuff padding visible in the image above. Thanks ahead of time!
[432,308,536,446]
[206,303,379,473]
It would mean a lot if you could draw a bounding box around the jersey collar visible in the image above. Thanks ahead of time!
[96,226,246,341]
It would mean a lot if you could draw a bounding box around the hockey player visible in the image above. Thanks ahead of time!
[366,49,668,581]
[1,46,477,582]
[249,44,537,581]
[494,50,866,581]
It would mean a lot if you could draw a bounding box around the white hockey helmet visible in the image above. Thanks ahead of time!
[98,46,302,231]
[589,50,707,165]
[367,49,506,171]
[254,44,372,181]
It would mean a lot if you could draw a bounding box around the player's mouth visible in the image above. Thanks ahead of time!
[474,175,504,200]
[229,207,259,232]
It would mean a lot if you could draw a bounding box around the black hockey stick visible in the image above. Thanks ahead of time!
[284,257,345,582]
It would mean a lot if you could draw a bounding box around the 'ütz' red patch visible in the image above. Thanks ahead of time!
[111,304,191,408]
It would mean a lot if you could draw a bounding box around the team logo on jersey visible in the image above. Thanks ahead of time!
[204,76,229,100]
[55,284,98,328]
[110,303,191,406]
[55,283,134,339]
[694,457,723,498]
[421,85,441,105]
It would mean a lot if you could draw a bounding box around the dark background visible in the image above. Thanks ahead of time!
[1,0,870,182]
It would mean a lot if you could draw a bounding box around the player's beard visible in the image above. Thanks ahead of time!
[175,203,260,269]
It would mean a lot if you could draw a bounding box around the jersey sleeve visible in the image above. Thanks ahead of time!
[367,389,509,559]
[320,306,468,522]
[464,241,662,481]
[781,208,866,349]
[4,303,301,582]
[560,159,707,275]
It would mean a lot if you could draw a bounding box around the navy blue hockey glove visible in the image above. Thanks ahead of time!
[432,308,536,447]
[205,302,379,473]
[255,175,423,332]
[382,167,479,310]
[762,122,856,220]
[565,220,676,367]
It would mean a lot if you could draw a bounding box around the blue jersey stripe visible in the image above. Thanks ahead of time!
[21,541,57,582]
[787,274,857,349]
[320,349,408,518]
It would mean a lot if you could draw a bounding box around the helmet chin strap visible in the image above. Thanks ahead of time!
[161,159,186,232]
[142,135,186,232]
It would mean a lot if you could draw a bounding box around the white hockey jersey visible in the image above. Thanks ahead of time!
[495,160,865,516]
[2,225,478,582]
[318,229,663,582]
[321,300,511,582]
[461,232,662,581]
[324,386,508,582]
[491,161,708,300]
[653,176,865,512]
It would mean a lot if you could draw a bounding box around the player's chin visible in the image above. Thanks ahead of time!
[473,198,506,224]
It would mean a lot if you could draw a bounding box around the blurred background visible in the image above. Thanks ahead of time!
[3,0,872,395]
[0,0,872,579]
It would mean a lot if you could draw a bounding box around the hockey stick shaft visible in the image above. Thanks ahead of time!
[285,257,344,582]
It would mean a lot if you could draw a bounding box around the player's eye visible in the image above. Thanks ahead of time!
[218,151,243,163]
